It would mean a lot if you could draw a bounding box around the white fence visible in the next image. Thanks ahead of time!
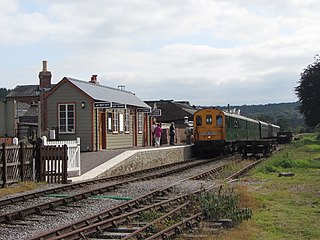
[42,136,81,176]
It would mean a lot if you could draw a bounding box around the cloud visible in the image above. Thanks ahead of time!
[1,0,319,105]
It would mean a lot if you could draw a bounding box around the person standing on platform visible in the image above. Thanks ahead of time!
[154,123,162,148]
[185,124,192,145]
[169,122,175,145]
[151,120,156,146]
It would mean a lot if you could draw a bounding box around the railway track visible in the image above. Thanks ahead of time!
[0,155,244,239]
[0,157,206,208]
[27,158,257,240]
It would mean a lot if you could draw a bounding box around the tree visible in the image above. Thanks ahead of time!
[0,88,11,100]
[295,55,320,128]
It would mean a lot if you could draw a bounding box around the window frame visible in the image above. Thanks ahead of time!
[196,115,202,126]
[112,109,119,134]
[216,115,223,126]
[206,114,213,125]
[137,112,143,134]
[58,103,75,134]
[125,108,130,133]
[107,112,113,133]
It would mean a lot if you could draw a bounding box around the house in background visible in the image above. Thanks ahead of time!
[1,60,54,142]
[145,100,198,144]
[44,76,151,151]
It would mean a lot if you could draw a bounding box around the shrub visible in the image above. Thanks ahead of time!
[194,187,252,225]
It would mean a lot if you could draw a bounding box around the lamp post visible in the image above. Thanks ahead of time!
[35,88,41,138]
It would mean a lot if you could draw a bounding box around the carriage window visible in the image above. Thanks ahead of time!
[206,115,212,125]
[234,120,238,129]
[216,115,222,126]
[196,116,202,126]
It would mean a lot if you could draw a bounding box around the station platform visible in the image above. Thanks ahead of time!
[68,145,193,183]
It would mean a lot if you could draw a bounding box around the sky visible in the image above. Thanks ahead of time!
[0,0,319,106]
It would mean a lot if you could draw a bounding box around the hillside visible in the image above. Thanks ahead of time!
[218,102,305,132]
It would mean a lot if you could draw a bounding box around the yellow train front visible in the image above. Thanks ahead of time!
[193,108,279,156]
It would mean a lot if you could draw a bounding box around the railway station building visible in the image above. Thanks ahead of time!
[44,76,151,152]
[1,61,151,152]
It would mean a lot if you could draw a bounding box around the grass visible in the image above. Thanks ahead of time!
[0,181,40,198]
[208,133,320,240]
[1,134,320,239]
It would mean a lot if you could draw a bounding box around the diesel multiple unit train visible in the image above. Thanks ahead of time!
[193,108,280,156]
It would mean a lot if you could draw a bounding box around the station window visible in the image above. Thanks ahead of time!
[113,109,119,133]
[125,109,130,133]
[58,103,75,133]
[196,116,202,126]
[206,115,212,125]
[138,112,143,133]
[216,115,223,126]
[119,113,124,133]
[107,112,112,133]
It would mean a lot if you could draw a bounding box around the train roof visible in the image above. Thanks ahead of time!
[224,111,259,124]
[194,107,280,127]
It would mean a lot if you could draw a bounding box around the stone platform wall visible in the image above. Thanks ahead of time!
[98,145,194,178]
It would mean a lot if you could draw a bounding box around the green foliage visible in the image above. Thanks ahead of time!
[195,187,252,225]
[255,134,320,174]
[0,87,11,100]
[137,209,161,222]
[218,102,305,132]
[249,135,320,239]
[295,54,320,128]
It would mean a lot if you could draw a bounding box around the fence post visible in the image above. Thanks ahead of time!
[2,143,7,188]
[63,144,68,184]
[77,137,81,175]
[20,142,25,182]
[42,136,47,145]
[35,138,43,182]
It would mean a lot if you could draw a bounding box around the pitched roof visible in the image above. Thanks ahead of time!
[66,77,150,109]
[6,85,39,98]
[145,100,198,123]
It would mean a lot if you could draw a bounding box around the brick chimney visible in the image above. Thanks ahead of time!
[89,74,99,85]
[39,60,52,89]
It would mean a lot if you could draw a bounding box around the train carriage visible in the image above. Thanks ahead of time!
[259,121,269,139]
[193,107,280,157]
[268,123,280,138]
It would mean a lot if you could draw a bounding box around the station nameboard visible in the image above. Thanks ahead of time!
[149,109,161,116]
[137,108,151,113]
[94,102,111,108]
[112,103,126,108]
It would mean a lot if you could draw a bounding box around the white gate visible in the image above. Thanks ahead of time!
[42,136,81,176]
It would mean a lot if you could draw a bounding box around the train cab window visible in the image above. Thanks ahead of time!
[196,116,202,126]
[206,115,213,125]
[216,115,223,126]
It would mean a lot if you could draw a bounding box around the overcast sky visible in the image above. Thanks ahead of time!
[0,0,319,106]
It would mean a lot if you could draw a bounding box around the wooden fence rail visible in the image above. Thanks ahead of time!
[1,142,68,188]
[39,145,68,184]
[0,143,34,188]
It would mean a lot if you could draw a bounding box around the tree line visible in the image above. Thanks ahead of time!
[0,88,11,100]
[218,102,305,133]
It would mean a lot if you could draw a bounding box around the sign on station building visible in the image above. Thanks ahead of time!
[149,109,161,117]
[94,102,111,108]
